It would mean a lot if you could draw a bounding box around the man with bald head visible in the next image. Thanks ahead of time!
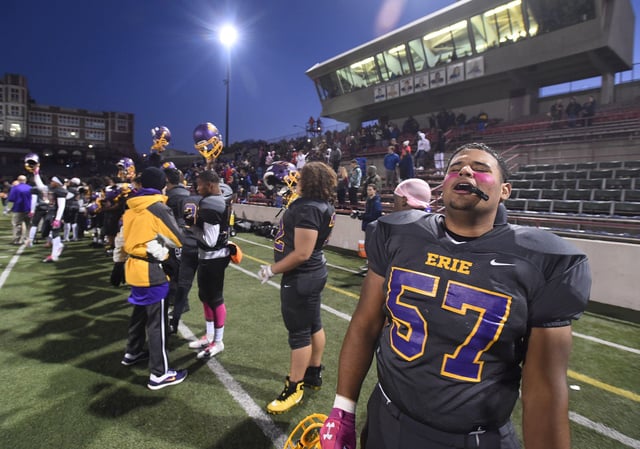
[6,175,32,245]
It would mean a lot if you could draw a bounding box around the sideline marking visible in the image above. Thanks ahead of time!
[179,324,288,449]
[570,412,640,448]
[572,331,640,355]
[0,245,25,289]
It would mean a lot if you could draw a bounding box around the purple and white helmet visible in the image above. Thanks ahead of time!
[24,153,40,173]
[193,122,223,162]
[116,157,136,180]
[151,126,171,152]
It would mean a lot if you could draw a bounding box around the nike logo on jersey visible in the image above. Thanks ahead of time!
[425,252,472,274]
[490,259,515,266]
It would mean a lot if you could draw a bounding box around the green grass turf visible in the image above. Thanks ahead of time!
[0,215,638,448]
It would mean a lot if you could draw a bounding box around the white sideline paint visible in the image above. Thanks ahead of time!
[572,331,640,355]
[570,412,640,448]
[0,244,25,289]
[179,324,288,449]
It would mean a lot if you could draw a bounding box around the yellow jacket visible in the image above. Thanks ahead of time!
[122,193,183,287]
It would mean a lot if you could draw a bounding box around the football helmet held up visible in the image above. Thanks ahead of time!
[162,161,176,170]
[116,157,136,181]
[24,153,40,173]
[284,413,327,449]
[150,126,171,153]
[263,161,300,207]
[193,122,223,162]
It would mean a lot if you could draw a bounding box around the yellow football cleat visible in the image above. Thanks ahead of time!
[267,376,304,414]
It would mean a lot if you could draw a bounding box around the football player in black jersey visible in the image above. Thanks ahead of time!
[187,170,232,360]
[320,143,591,449]
[258,161,337,414]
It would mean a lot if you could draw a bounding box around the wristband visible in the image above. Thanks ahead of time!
[333,394,357,414]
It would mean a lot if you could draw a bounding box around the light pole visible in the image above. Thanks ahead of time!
[219,24,237,148]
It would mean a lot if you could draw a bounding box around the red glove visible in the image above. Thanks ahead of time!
[319,408,356,449]
[52,219,61,229]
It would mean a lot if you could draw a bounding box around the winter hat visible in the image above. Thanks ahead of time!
[394,178,432,209]
[140,166,166,191]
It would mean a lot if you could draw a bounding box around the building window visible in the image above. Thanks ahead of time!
[29,111,53,124]
[116,119,129,132]
[527,0,595,34]
[422,20,469,67]
[58,127,80,138]
[9,122,23,137]
[58,115,81,126]
[408,38,428,72]
[29,124,53,136]
[9,105,23,117]
[85,118,106,129]
[9,88,21,102]
[86,130,106,141]
[380,44,412,78]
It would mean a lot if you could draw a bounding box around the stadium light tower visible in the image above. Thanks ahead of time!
[219,24,238,148]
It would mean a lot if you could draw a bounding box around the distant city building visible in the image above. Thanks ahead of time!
[0,73,135,174]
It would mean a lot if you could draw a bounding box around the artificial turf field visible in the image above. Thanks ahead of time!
[0,214,638,449]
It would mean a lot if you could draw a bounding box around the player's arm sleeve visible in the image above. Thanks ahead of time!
[34,173,46,191]
[529,255,591,327]
[55,197,66,221]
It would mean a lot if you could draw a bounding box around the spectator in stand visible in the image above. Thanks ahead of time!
[348,159,362,207]
[296,148,308,170]
[434,128,447,176]
[549,99,564,129]
[329,143,342,173]
[5,175,32,245]
[477,112,489,131]
[414,131,430,170]
[565,96,582,128]
[360,165,382,200]
[402,116,420,135]
[359,184,383,232]
[383,146,400,188]
[398,144,414,181]
[581,96,596,127]
[336,166,349,209]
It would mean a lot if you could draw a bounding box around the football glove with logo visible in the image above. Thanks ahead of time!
[319,408,356,449]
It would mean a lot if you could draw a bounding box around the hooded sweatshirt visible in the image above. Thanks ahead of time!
[122,192,184,296]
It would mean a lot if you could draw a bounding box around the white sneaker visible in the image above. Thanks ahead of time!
[197,341,224,359]
[188,335,211,349]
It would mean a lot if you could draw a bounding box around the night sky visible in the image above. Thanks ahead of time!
[2,0,638,155]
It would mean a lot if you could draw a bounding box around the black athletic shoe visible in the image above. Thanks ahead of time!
[121,351,149,366]
[303,365,324,391]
